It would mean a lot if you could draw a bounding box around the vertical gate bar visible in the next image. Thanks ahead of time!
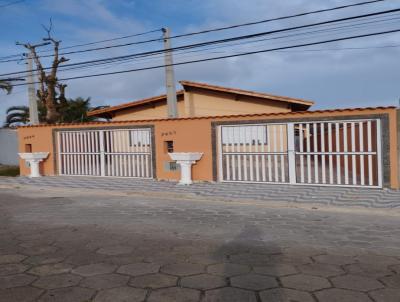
[328,123,333,184]
[94,131,99,176]
[313,123,319,183]
[88,132,92,175]
[306,123,311,183]
[237,126,242,181]
[299,124,304,183]
[100,130,105,177]
[248,127,254,181]
[280,124,285,182]
[134,131,139,177]
[266,125,272,182]
[105,131,110,176]
[140,131,145,178]
[335,123,341,185]
[147,130,151,177]
[57,132,62,175]
[217,126,223,181]
[367,121,373,185]
[376,119,383,187]
[147,130,152,177]
[287,123,296,184]
[359,122,365,185]
[260,126,266,182]
[116,131,121,176]
[223,128,230,181]
[255,126,260,182]
[77,133,81,175]
[231,127,236,181]
[321,123,326,184]
[82,132,87,175]
[123,131,128,177]
[351,122,357,185]
[344,122,349,185]
[273,125,279,182]
[79,132,84,175]
[73,132,78,175]
[244,127,248,181]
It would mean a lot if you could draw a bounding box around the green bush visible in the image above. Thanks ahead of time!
[0,165,20,177]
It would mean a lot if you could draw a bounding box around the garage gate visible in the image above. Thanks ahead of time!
[218,119,382,187]
[57,128,153,178]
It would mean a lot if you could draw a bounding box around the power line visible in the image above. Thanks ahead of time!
[0,0,25,8]
[0,0,389,63]
[10,28,400,87]
[1,7,399,78]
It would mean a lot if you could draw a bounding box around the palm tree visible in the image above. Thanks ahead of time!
[4,106,29,127]
[0,80,12,94]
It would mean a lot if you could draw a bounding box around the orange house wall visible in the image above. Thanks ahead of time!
[17,108,399,189]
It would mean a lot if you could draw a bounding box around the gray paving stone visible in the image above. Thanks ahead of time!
[129,273,177,289]
[369,288,400,302]
[96,245,133,256]
[22,246,58,256]
[23,254,65,266]
[0,254,27,264]
[204,287,256,302]
[312,254,356,265]
[37,286,95,302]
[331,274,384,292]
[298,262,345,277]
[345,263,393,278]
[229,253,270,266]
[280,274,331,291]
[79,273,129,290]
[380,274,400,288]
[207,263,251,277]
[94,286,147,302]
[239,271,281,289]
[0,263,29,276]
[147,287,200,302]
[33,273,82,289]
[117,263,160,276]
[28,263,72,276]
[260,288,314,302]
[180,274,227,290]
[161,263,205,276]
[72,263,117,277]
[0,286,44,302]
[253,264,298,277]
[314,288,373,302]
[0,274,36,289]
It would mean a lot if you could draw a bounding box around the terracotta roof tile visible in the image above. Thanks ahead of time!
[19,106,396,128]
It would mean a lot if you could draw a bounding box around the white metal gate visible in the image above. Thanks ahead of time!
[57,128,153,178]
[218,119,382,187]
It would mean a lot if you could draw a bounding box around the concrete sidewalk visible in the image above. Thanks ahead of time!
[0,176,399,209]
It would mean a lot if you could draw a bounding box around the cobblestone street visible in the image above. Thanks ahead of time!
[0,178,399,301]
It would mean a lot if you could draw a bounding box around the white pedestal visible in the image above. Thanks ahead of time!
[18,152,49,178]
[168,152,203,185]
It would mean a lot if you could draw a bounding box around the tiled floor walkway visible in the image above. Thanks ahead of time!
[0,176,399,208]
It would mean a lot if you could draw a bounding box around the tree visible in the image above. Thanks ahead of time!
[17,20,69,123]
[3,98,107,127]
[0,80,12,94]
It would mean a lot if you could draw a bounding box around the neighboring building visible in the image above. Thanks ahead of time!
[87,81,314,121]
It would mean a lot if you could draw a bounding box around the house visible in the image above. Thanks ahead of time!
[87,81,314,121]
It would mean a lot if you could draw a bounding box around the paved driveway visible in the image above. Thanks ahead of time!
[0,180,399,301]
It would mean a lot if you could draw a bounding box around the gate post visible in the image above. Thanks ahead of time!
[287,123,296,184]
[99,130,106,177]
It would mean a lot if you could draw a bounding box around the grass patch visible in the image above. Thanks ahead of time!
[0,165,20,177]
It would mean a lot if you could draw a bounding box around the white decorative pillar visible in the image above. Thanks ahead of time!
[18,152,49,178]
[168,152,203,185]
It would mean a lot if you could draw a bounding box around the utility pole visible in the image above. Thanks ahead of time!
[162,27,178,118]
[26,52,39,125]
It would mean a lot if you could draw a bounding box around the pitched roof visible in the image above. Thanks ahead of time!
[87,81,314,117]
[179,81,314,108]
[87,90,184,117]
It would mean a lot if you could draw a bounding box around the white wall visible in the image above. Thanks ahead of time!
[0,128,18,165]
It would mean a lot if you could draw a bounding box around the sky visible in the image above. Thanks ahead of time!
[0,0,400,124]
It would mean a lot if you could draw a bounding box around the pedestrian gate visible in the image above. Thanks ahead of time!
[218,119,382,187]
[57,128,153,178]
